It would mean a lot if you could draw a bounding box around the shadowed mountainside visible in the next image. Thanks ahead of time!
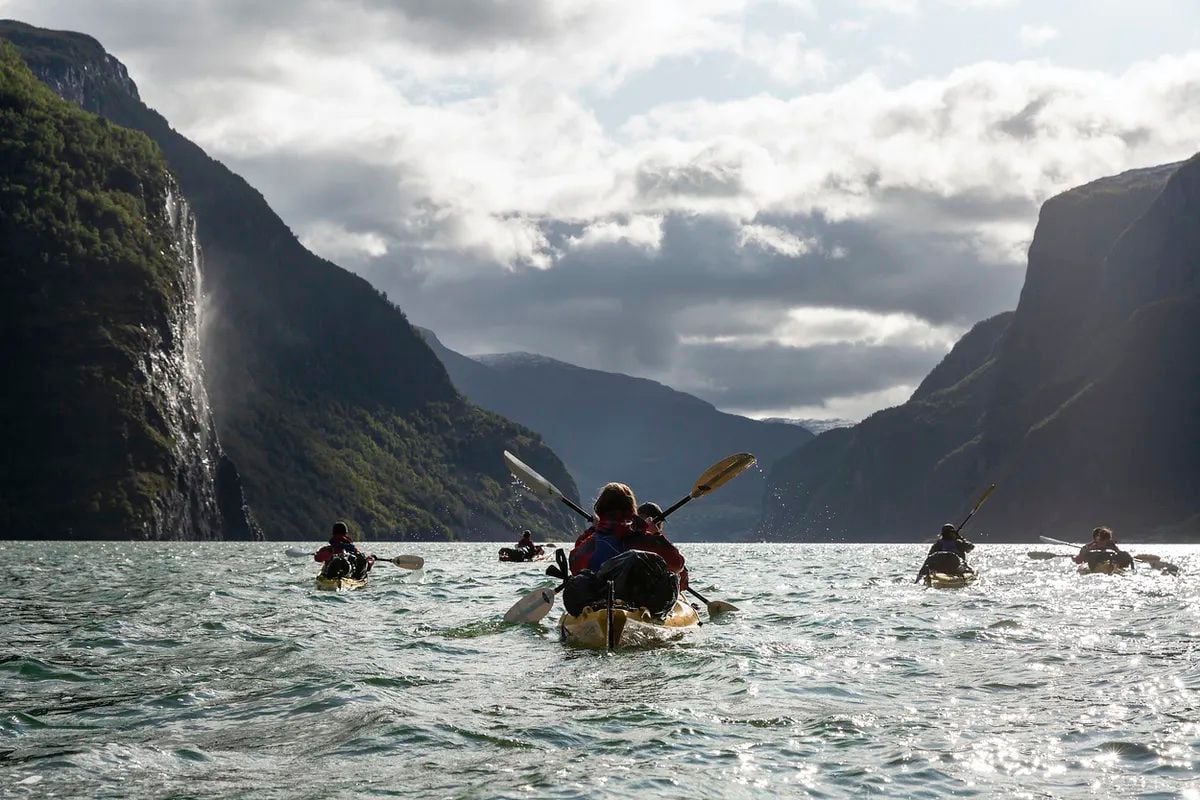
[0,43,258,539]
[2,21,579,541]
[760,158,1200,542]
[419,329,813,539]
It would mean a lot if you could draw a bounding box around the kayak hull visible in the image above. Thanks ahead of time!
[925,571,976,588]
[499,547,545,562]
[1078,562,1126,576]
[315,576,368,591]
[559,598,699,650]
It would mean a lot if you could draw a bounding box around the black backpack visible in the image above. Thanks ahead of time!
[563,550,678,619]
[924,550,967,575]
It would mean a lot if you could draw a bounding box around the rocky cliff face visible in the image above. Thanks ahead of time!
[0,43,258,539]
[2,20,579,540]
[760,156,1200,542]
[758,313,1011,541]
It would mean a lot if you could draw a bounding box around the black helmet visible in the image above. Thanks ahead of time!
[638,502,664,521]
[332,521,349,536]
[941,523,957,536]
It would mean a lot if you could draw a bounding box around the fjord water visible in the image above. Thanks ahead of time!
[2,543,1198,799]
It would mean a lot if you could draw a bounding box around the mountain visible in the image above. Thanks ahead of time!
[0,43,257,539]
[418,329,814,539]
[759,158,1200,542]
[2,21,580,540]
[762,418,853,435]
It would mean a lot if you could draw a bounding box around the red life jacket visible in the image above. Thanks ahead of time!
[314,532,359,562]
[569,514,687,589]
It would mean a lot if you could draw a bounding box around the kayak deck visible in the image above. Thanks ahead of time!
[559,598,699,650]
[925,571,977,588]
[315,575,368,591]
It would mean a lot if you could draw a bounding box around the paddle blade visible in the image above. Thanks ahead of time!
[705,599,739,615]
[388,555,424,570]
[1039,535,1078,548]
[285,547,313,558]
[504,451,565,502]
[503,586,556,624]
[972,484,997,512]
[691,453,757,499]
[1027,551,1069,560]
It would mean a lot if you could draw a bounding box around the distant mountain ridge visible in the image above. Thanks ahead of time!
[2,20,580,540]
[759,158,1200,542]
[418,328,813,539]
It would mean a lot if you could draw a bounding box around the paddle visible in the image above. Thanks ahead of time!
[1027,551,1073,560]
[284,547,424,570]
[1038,535,1078,548]
[1038,534,1178,573]
[501,451,755,622]
[916,484,996,582]
[504,451,593,521]
[955,483,996,537]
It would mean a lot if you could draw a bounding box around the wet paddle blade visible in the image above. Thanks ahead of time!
[389,555,424,570]
[504,450,565,501]
[1039,535,1078,548]
[705,599,739,615]
[503,586,556,624]
[1027,551,1069,559]
[285,547,312,558]
[691,453,757,498]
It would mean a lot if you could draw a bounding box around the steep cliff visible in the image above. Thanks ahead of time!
[758,313,1010,540]
[2,21,579,540]
[760,157,1200,542]
[0,43,258,539]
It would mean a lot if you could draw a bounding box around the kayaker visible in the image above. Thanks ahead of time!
[516,530,537,555]
[1072,526,1129,565]
[916,523,974,581]
[568,484,688,591]
[636,501,690,591]
[314,521,374,579]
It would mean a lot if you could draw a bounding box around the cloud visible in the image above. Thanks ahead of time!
[742,32,831,85]
[6,0,1200,421]
[1019,24,1060,48]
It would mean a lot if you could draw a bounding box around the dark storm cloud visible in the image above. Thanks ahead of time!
[341,208,1022,412]
[635,158,745,199]
[994,95,1051,140]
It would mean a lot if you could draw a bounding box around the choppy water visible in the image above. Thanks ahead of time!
[2,542,1198,799]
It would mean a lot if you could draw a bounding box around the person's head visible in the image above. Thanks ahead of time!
[1092,526,1113,543]
[520,529,532,540]
[941,523,958,538]
[637,502,664,532]
[594,482,637,518]
[331,521,349,539]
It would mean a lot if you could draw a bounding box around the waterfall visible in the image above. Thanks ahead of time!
[137,186,260,540]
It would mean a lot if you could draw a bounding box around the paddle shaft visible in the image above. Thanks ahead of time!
[955,484,995,537]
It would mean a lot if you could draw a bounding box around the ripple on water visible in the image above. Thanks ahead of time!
[2,541,1199,799]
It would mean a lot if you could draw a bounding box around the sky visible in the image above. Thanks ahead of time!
[5,0,1200,420]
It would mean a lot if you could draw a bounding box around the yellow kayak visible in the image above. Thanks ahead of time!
[925,571,977,588]
[315,576,368,591]
[559,597,699,650]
